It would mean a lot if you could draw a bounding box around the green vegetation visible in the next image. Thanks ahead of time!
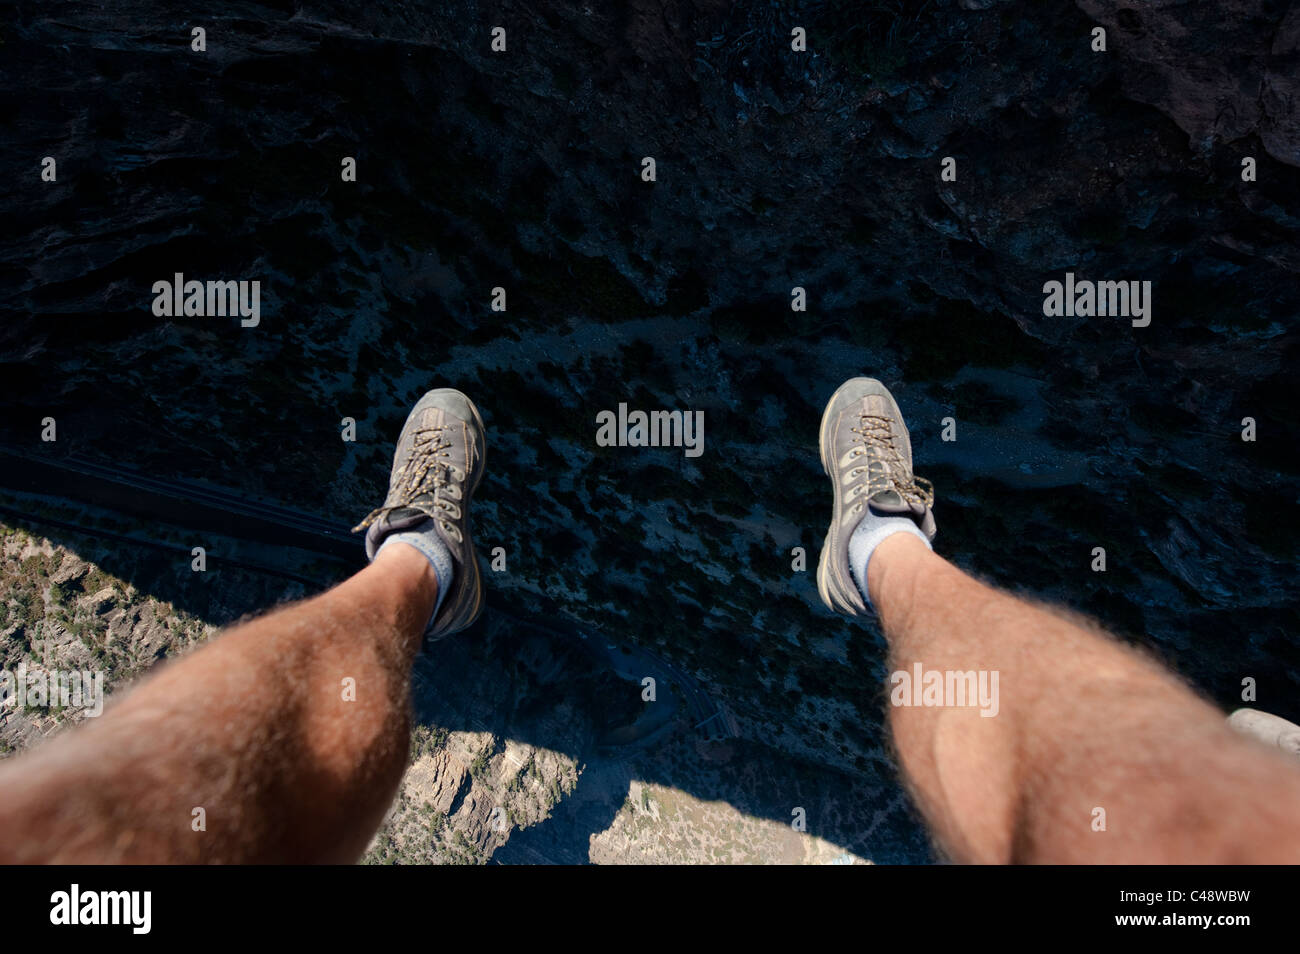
[409,724,450,760]
[813,0,937,84]
[469,751,490,779]
[929,379,1024,427]
[894,299,1047,381]
[515,246,651,323]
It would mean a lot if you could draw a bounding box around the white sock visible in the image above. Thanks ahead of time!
[848,511,931,607]
[375,527,453,627]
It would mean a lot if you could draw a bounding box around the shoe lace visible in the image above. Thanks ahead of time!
[847,413,934,508]
[355,425,467,541]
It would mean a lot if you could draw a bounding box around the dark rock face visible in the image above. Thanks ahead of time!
[1079,0,1300,167]
[1,0,1298,850]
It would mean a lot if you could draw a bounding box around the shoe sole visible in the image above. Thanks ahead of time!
[426,388,486,640]
[816,382,855,616]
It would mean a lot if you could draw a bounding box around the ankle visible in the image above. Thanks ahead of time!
[372,522,454,631]
[866,532,936,623]
[370,544,441,642]
[849,509,932,608]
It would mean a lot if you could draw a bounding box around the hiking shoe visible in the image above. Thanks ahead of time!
[353,388,486,640]
[816,377,935,616]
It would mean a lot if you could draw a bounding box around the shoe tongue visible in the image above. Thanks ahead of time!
[868,488,923,520]
[383,507,434,534]
[364,507,434,561]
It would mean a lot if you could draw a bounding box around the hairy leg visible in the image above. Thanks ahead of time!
[0,544,435,863]
[869,532,1300,863]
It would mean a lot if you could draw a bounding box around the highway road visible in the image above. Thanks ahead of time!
[0,446,361,563]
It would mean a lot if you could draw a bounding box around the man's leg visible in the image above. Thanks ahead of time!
[0,545,434,863]
[817,377,1300,863]
[0,387,487,863]
[868,532,1300,863]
